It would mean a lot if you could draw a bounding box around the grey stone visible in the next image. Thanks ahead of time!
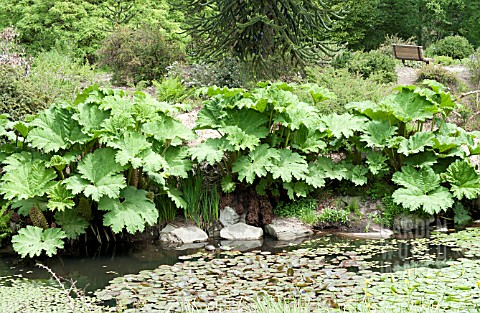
[219,222,263,240]
[159,224,208,244]
[220,239,263,251]
[393,214,435,232]
[219,206,241,227]
[264,218,313,241]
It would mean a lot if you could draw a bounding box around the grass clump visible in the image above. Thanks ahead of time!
[274,198,318,224]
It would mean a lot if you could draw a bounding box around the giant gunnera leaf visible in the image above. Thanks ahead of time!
[12,226,66,258]
[47,183,75,212]
[322,113,366,139]
[65,148,126,202]
[270,149,308,183]
[0,152,57,201]
[392,166,453,214]
[189,138,227,164]
[360,120,397,148]
[98,187,158,234]
[54,209,89,240]
[232,144,280,184]
[106,130,152,168]
[27,106,90,153]
[443,160,480,200]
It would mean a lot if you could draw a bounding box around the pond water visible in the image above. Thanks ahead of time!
[0,230,466,293]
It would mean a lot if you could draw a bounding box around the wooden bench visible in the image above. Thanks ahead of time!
[392,44,433,65]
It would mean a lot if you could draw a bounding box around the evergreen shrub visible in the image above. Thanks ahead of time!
[428,36,474,60]
[97,26,183,85]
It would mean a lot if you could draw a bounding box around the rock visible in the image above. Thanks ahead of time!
[219,206,241,227]
[159,224,208,244]
[220,239,263,251]
[393,214,435,232]
[219,222,263,240]
[264,218,313,241]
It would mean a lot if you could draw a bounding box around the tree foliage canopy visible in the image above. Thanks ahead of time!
[178,0,343,65]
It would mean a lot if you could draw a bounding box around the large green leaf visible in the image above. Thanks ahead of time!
[303,158,349,189]
[142,115,195,146]
[232,144,280,184]
[282,181,311,199]
[360,120,398,148]
[322,113,366,139]
[195,100,228,129]
[380,87,437,123]
[220,109,270,150]
[98,187,158,234]
[366,152,389,176]
[291,126,327,154]
[444,160,480,200]
[346,101,400,125]
[132,91,172,121]
[270,149,308,183]
[12,197,48,216]
[221,125,263,151]
[27,107,90,153]
[163,146,193,179]
[421,80,457,116]
[0,153,57,200]
[64,148,126,201]
[47,183,75,212]
[141,150,170,174]
[304,163,327,189]
[431,135,464,153]
[189,138,227,164]
[99,94,133,116]
[72,102,110,136]
[55,209,89,240]
[392,132,434,156]
[279,101,321,130]
[107,130,152,167]
[392,166,453,214]
[12,226,66,258]
[344,164,369,186]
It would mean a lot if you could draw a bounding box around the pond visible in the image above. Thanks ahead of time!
[0,228,479,312]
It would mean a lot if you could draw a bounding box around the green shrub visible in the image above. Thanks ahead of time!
[97,26,184,85]
[27,49,105,104]
[0,64,43,120]
[305,66,394,114]
[416,64,459,88]
[332,50,397,83]
[428,36,474,60]
[1,47,106,120]
[317,207,350,224]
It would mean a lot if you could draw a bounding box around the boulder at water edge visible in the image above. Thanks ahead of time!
[264,218,313,241]
[219,222,263,240]
[219,206,241,227]
[159,224,208,244]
